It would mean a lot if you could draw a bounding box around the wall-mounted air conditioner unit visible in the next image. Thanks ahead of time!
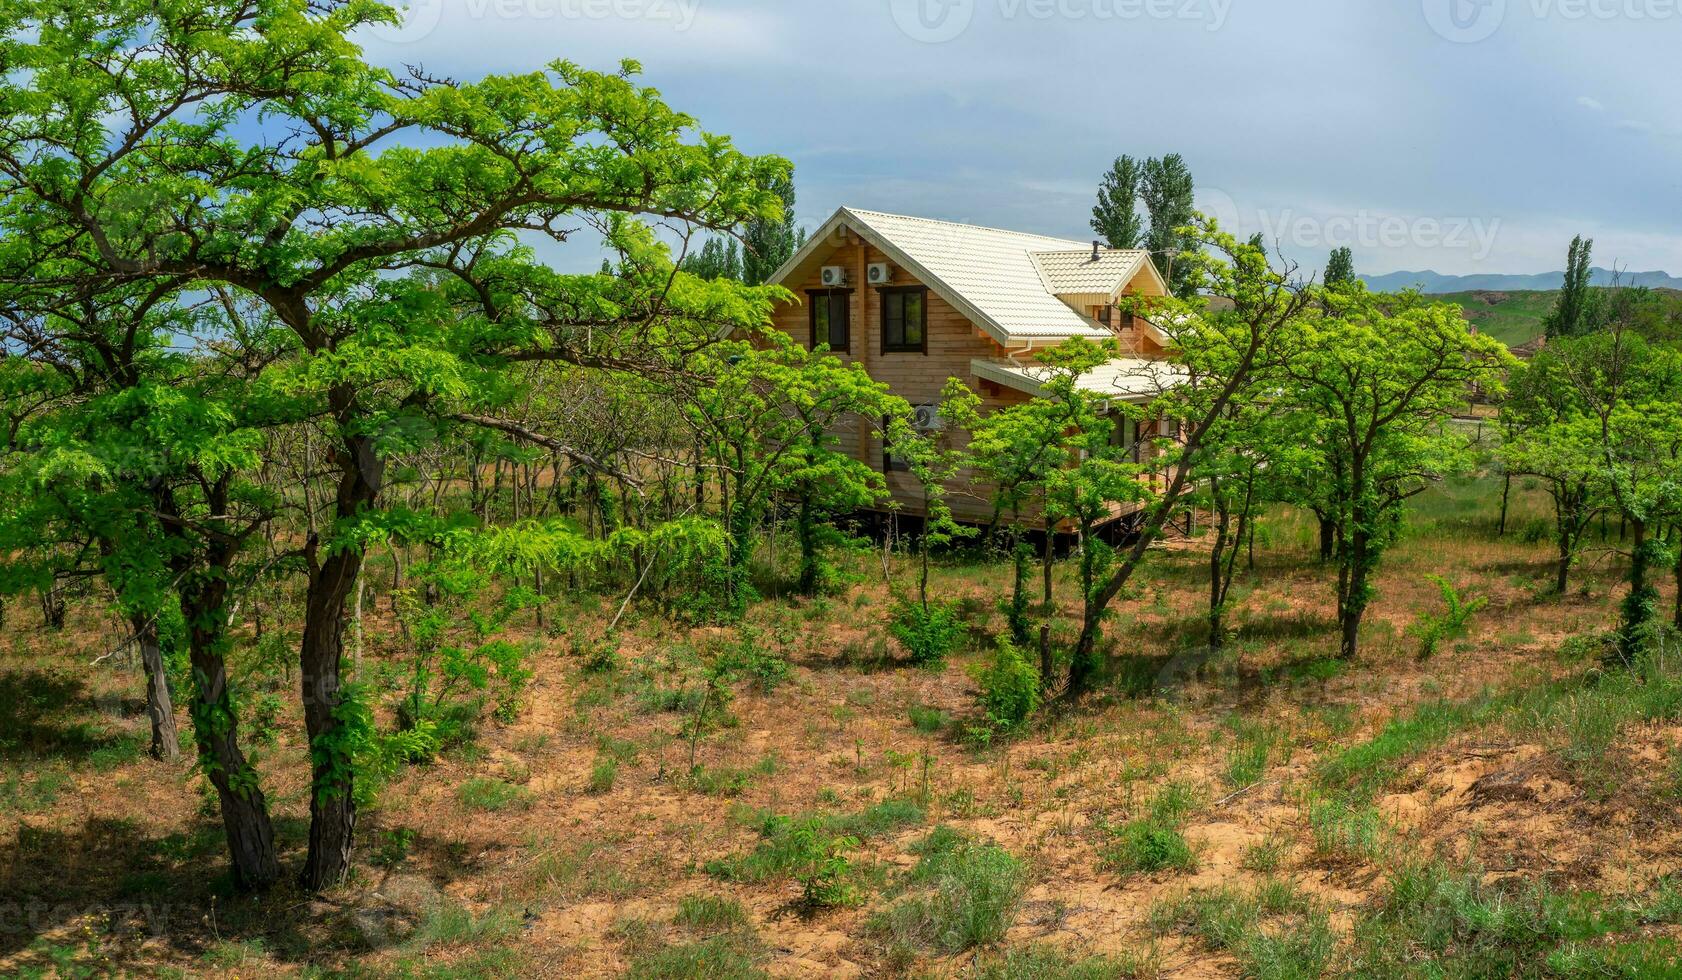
[820,266,848,287]
[867,262,893,285]
[912,404,944,431]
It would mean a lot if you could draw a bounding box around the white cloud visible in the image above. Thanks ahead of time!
[1577,96,1605,111]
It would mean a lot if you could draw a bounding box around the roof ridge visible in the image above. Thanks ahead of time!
[842,207,1089,248]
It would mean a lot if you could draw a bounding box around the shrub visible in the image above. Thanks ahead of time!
[890,599,963,667]
[871,828,1027,953]
[711,628,791,692]
[1410,575,1489,659]
[970,639,1041,733]
[788,819,862,912]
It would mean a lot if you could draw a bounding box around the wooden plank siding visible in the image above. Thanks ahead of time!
[769,233,1172,528]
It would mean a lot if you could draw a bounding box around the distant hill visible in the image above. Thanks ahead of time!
[1361,267,1682,293]
[1430,290,1556,348]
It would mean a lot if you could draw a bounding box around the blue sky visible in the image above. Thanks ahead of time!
[356,0,1682,278]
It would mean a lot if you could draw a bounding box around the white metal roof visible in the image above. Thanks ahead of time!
[769,207,1166,347]
[971,357,1186,403]
[1030,248,1151,296]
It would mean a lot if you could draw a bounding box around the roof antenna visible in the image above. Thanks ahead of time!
[1091,240,1101,262]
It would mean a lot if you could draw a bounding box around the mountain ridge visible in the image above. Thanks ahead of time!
[1359,267,1682,293]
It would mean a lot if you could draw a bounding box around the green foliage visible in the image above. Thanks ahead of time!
[908,704,952,734]
[1100,782,1201,876]
[1544,235,1599,339]
[787,820,863,912]
[673,895,752,933]
[870,828,1027,953]
[890,599,963,668]
[1324,246,1356,288]
[969,639,1041,733]
[1349,859,1682,976]
[456,778,533,813]
[1091,155,1147,250]
[1156,882,1335,980]
[391,565,536,757]
[704,801,924,885]
[587,757,618,795]
[1410,575,1490,658]
[709,628,791,693]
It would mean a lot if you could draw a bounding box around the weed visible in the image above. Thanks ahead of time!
[1100,782,1201,876]
[456,778,532,812]
[908,704,951,733]
[870,827,1026,953]
[588,756,618,795]
[673,895,751,933]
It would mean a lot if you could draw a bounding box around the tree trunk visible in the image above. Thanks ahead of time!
[299,423,383,892]
[181,575,280,891]
[1616,518,1657,666]
[1317,513,1336,563]
[133,615,181,762]
[1498,473,1511,536]
[796,492,818,595]
[1208,478,1229,650]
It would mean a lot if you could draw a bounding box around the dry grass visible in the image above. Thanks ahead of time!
[4,475,1681,977]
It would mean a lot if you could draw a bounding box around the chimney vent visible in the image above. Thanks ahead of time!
[1091,241,1101,262]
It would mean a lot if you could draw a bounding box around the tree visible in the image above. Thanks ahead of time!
[742,174,803,286]
[686,334,896,611]
[1191,395,1314,648]
[1281,288,1512,660]
[1544,235,1600,339]
[1550,322,1682,660]
[1324,247,1355,288]
[1091,156,1147,250]
[1064,223,1316,696]
[1141,154,1200,299]
[682,236,745,282]
[0,0,790,891]
[1501,343,1610,594]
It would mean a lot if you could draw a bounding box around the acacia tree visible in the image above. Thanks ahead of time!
[1501,343,1609,594]
[1190,397,1313,649]
[1281,288,1512,660]
[685,333,897,611]
[1550,323,1682,659]
[0,0,791,890]
[968,373,1087,664]
[1064,224,1314,697]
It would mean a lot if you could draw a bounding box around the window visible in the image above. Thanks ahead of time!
[1097,305,1114,328]
[808,289,851,352]
[880,286,927,354]
[1111,414,1142,463]
[881,414,910,473]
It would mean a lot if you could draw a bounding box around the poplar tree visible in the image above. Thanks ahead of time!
[1092,155,1147,250]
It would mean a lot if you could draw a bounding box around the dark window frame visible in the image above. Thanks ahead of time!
[807,288,852,352]
[879,285,928,355]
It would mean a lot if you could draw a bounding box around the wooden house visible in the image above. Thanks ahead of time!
[766,207,1184,525]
